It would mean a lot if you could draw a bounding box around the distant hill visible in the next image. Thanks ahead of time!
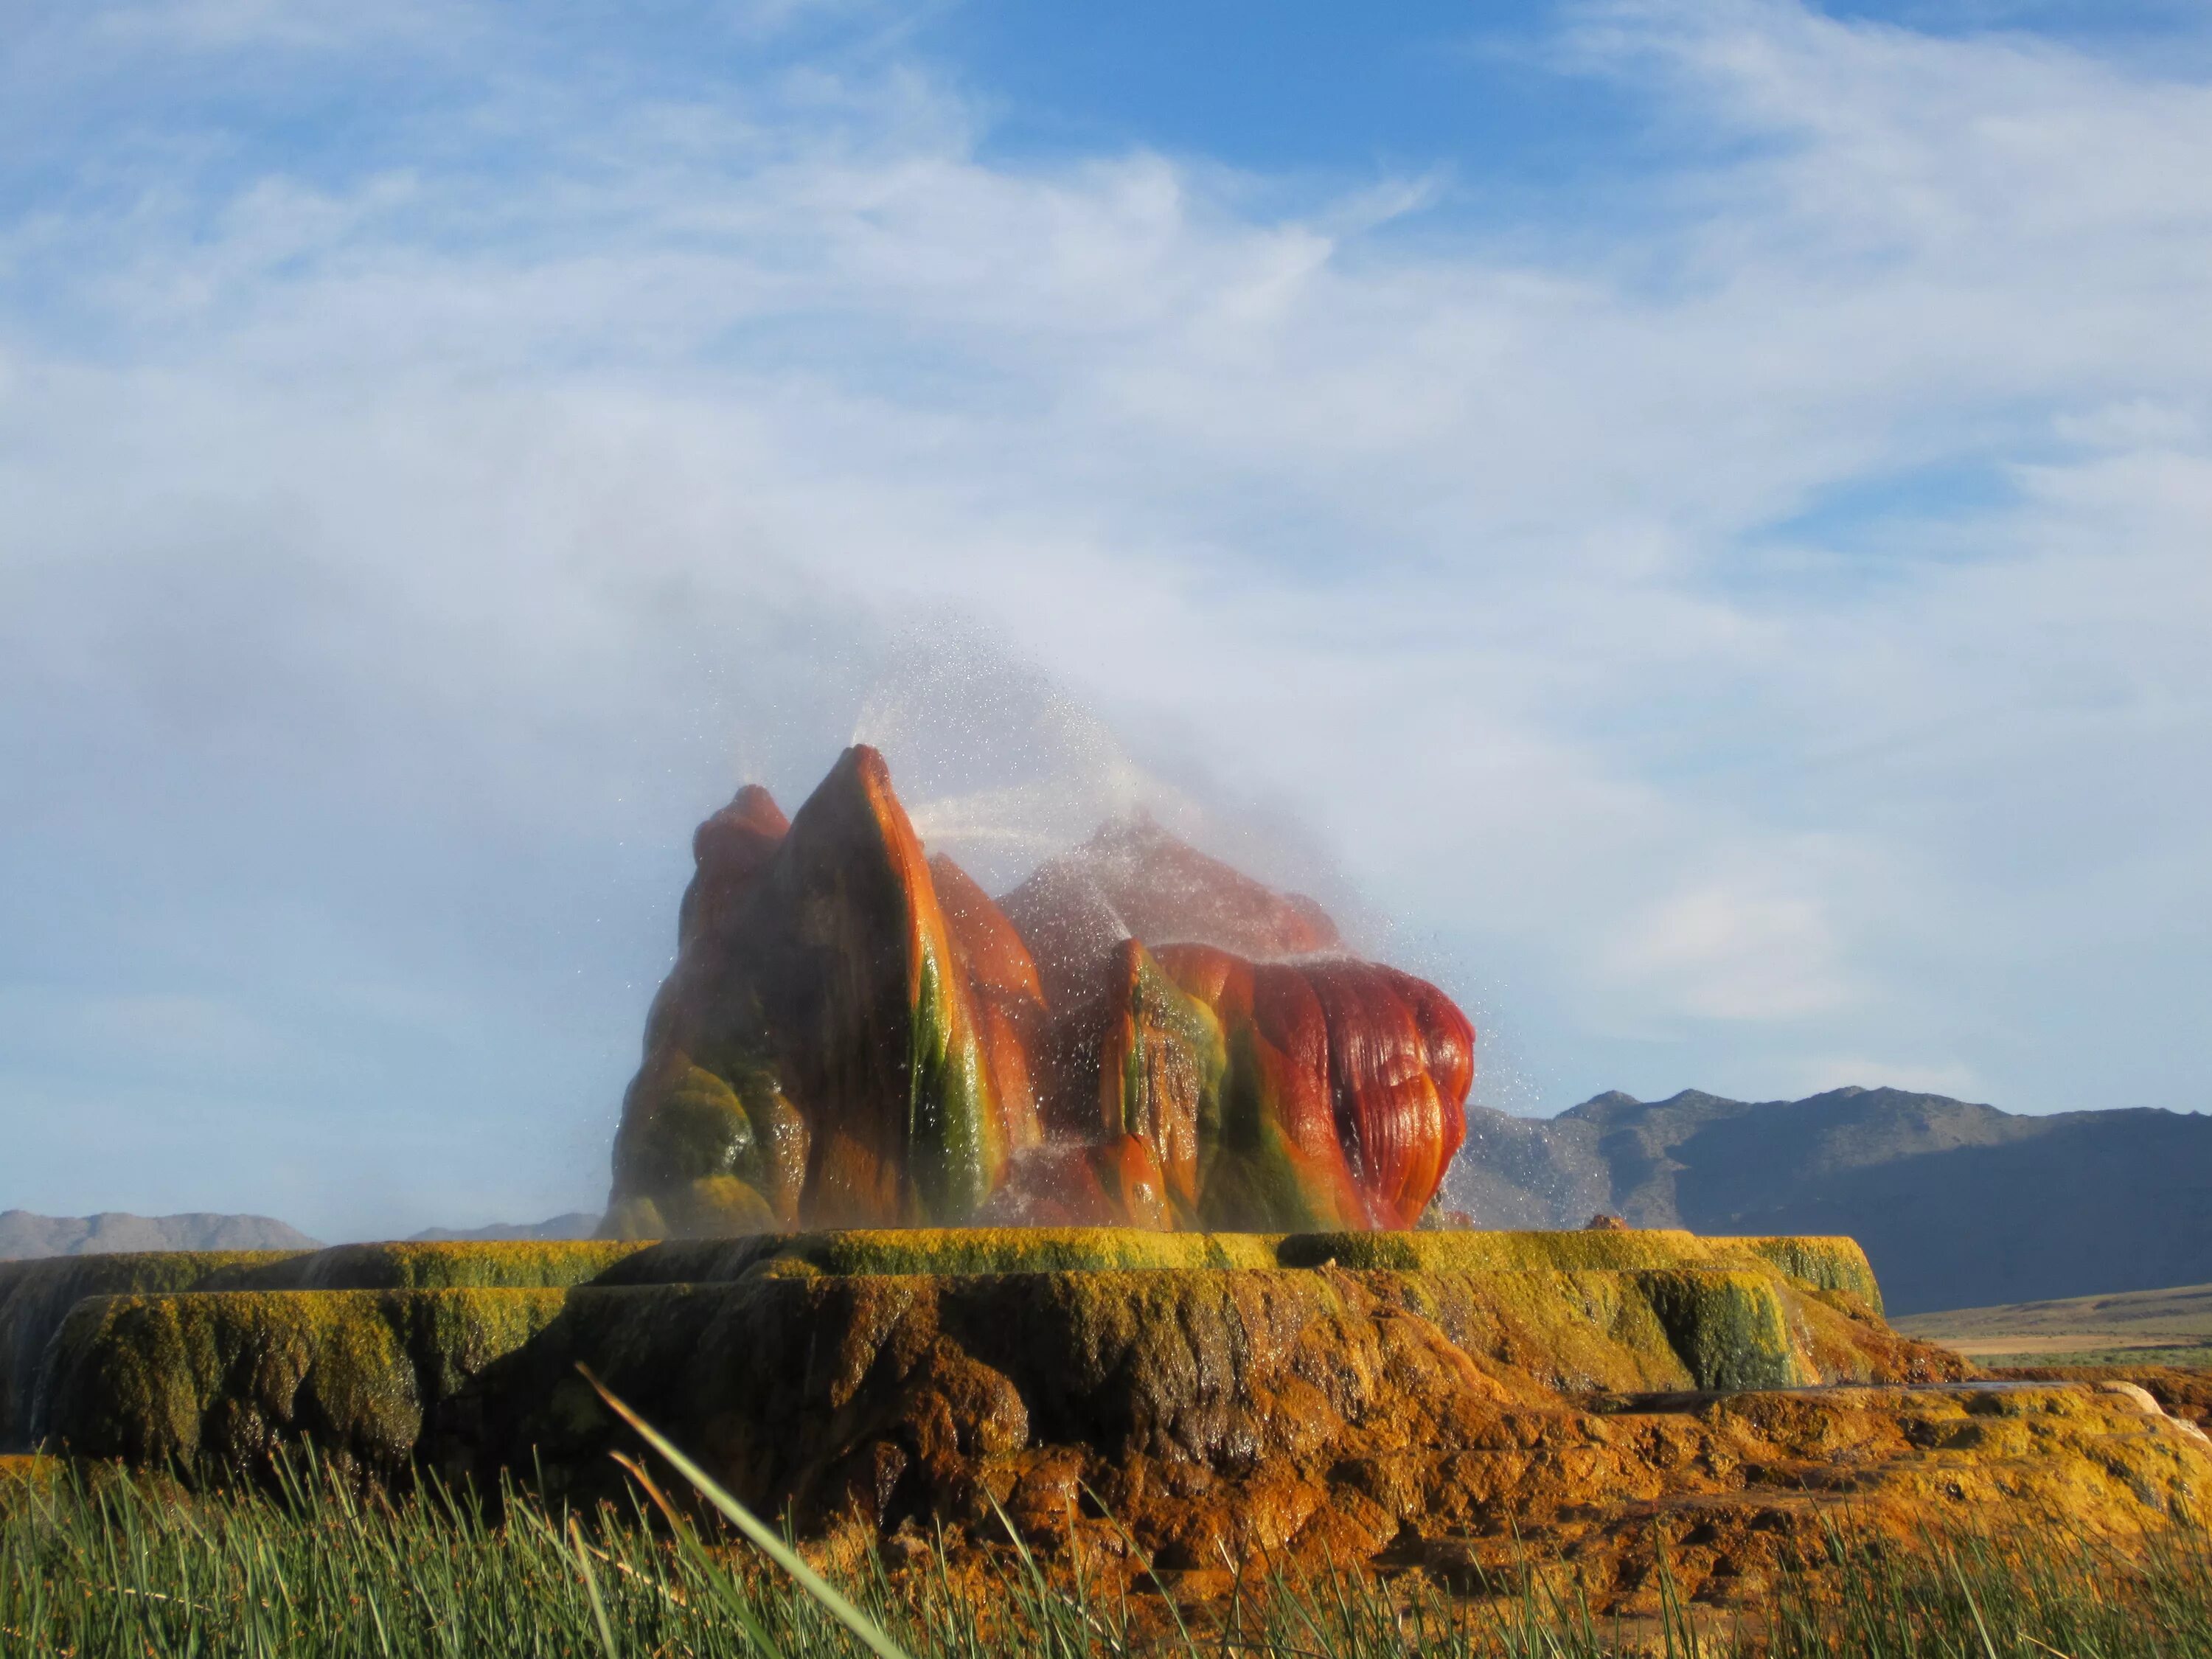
[1896,1280,2212,1366]
[0,1209,321,1260]
[14,1086,2206,1317]
[407,1212,601,1242]
[1443,1086,2212,1315]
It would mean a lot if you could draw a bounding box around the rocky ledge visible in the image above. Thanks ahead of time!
[4,1228,2205,1613]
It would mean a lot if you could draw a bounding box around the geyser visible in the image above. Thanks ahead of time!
[9,739,2203,1608]
[603,745,1472,1238]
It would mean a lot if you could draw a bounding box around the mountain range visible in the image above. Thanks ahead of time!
[9,1088,2208,1315]
[0,1209,321,1260]
[1444,1086,2212,1314]
[0,1211,607,1257]
[406,1213,601,1242]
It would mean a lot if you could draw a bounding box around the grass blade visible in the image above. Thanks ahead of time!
[571,1514,623,1659]
[580,1366,914,1659]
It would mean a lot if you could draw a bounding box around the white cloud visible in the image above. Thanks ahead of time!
[88,0,460,52]
[4,0,2211,1228]
[1601,876,1855,1023]
[0,989,296,1074]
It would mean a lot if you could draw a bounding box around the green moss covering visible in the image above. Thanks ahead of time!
[588,1235,792,1285]
[583,1227,1885,1306]
[793,1227,1281,1277]
[1730,1235,1885,1313]
[439,1251,1931,1517]
[637,1064,762,1187]
[905,925,1004,1224]
[615,1061,816,1235]
[229,1240,648,1293]
[1116,947,1227,1185]
[443,1267,1405,1506]
[593,1227,1285,1283]
[38,1288,570,1478]
[1,1252,307,1452]
[1368,1267,1693,1392]
[8,1227,1930,1495]
[1277,1228,1721,1273]
[1200,1023,1348,1231]
[674,1177,782,1236]
[1636,1269,1809,1390]
[1273,1229,1879,1307]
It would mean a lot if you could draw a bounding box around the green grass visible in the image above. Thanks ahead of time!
[5,1426,2210,1658]
[1896,1280,2212,1368]
[1972,1343,2212,1371]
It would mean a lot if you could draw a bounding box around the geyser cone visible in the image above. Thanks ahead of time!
[610,782,800,1236]
[1092,938,1225,1219]
[681,784,790,947]
[1304,961,1472,1228]
[743,744,1010,1225]
[998,813,1341,1011]
[606,744,1474,1238]
[1151,943,1369,1230]
[930,852,1048,1159]
[607,745,1040,1234]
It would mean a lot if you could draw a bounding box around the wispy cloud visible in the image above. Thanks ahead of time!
[3,0,2208,1231]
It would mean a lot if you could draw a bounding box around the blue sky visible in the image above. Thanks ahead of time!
[3,0,2210,1238]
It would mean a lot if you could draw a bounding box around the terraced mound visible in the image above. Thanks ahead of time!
[4,1229,2205,1608]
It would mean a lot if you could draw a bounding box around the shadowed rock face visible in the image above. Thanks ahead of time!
[605,748,1473,1237]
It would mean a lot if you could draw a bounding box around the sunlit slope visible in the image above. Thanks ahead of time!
[1899,1280,2212,1364]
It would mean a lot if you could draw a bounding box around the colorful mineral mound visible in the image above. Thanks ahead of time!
[605,747,1472,1237]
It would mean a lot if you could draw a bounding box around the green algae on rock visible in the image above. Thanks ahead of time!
[442,1256,1903,1517]
[596,1227,1286,1284]
[1,1251,307,1453]
[0,1242,641,1454]
[7,1228,1917,1461]
[13,1225,2205,1604]
[421,1251,2200,1593]
[232,1239,650,1293]
[38,1287,569,1481]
